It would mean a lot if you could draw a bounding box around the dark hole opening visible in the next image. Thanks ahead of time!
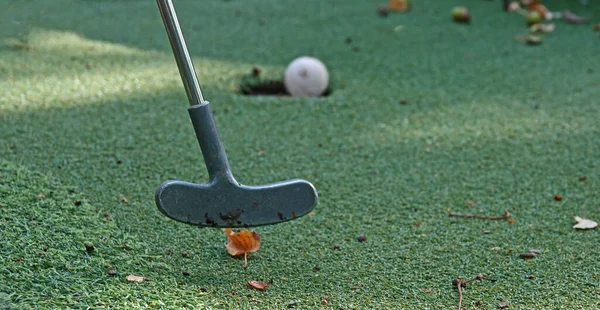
[239,79,332,97]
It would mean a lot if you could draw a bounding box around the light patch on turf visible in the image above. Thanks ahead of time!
[355,100,598,148]
[0,29,278,112]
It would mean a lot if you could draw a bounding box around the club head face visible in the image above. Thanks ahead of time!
[155,177,318,228]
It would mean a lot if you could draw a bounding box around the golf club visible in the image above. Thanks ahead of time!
[155,0,318,228]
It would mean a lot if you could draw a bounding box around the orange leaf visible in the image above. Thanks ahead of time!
[528,3,548,19]
[224,228,261,268]
[224,228,261,256]
[247,280,269,290]
[388,0,410,13]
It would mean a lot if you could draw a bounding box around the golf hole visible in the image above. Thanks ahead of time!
[239,79,332,97]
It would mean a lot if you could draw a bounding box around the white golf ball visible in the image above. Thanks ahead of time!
[284,56,329,97]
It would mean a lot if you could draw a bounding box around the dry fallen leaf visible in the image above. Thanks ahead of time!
[224,228,261,268]
[573,216,598,229]
[562,11,588,24]
[530,23,555,33]
[519,252,536,259]
[247,280,269,290]
[508,1,520,12]
[388,0,410,13]
[528,3,549,19]
[126,274,146,282]
[515,34,542,45]
[498,301,509,308]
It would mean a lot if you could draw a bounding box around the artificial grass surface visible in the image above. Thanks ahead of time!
[1,0,600,308]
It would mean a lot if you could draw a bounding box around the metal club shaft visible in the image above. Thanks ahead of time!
[156,0,205,105]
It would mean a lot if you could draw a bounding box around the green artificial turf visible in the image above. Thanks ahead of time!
[1,0,600,308]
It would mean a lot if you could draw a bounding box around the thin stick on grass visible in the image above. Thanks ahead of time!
[449,210,510,220]
[453,274,496,310]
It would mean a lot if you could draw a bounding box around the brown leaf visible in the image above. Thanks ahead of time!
[519,252,536,259]
[224,228,261,268]
[498,301,509,308]
[84,243,95,253]
[465,200,476,207]
[126,274,146,282]
[247,280,269,290]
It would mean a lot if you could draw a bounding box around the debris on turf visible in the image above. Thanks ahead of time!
[224,228,261,268]
[451,7,471,24]
[247,280,269,290]
[126,274,147,283]
[573,216,598,230]
[562,11,588,24]
[452,274,496,310]
[528,3,549,19]
[84,243,95,254]
[529,23,555,33]
[387,0,410,13]
[378,6,389,17]
[526,11,543,26]
[448,210,511,221]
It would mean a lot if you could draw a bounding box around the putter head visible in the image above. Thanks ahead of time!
[155,176,318,228]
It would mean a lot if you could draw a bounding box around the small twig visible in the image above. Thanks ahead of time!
[449,210,511,220]
[453,274,496,310]
[455,280,463,310]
